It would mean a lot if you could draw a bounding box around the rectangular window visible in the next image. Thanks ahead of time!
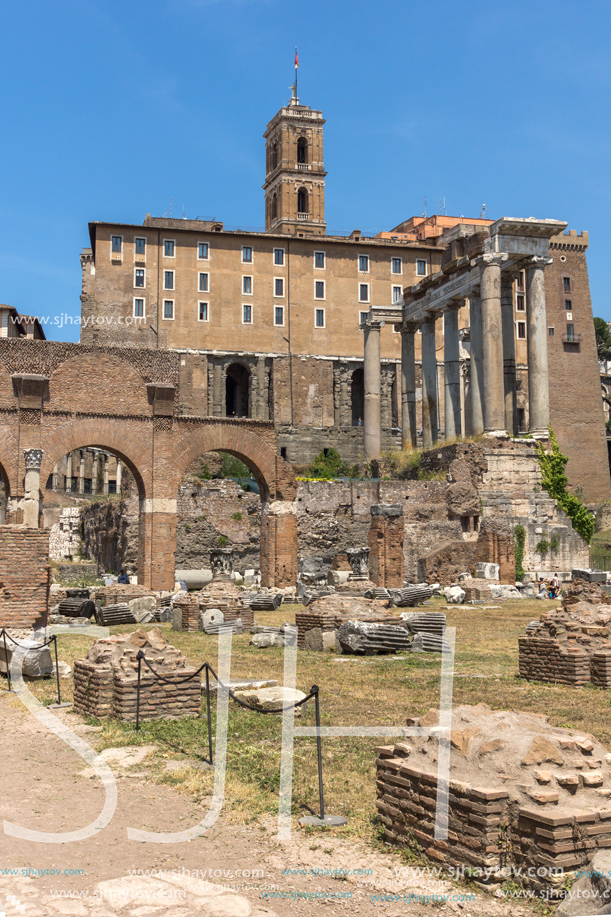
[199,272,209,292]
[134,269,145,288]
[242,304,252,324]
[111,235,122,254]
[566,323,575,342]
[198,301,209,322]
[198,242,209,260]
[563,277,571,292]
[358,254,369,272]
[242,246,253,263]
[517,321,526,340]
[274,278,284,297]
[416,259,427,276]
[314,251,325,269]
[359,311,368,325]
[135,237,146,257]
[315,280,325,299]
[274,248,285,266]
[548,327,554,336]
[164,270,174,290]
[315,308,325,328]
[517,271,525,292]
[163,239,175,257]
[391,257,402,274]
[243,276,252,295]
[392,285,402,302]
[163,300,174,320]
[359,283,369,303]
[565,299,572,311]
[274,306,284,326]
[516,293,525,312]
[133,298,144,318]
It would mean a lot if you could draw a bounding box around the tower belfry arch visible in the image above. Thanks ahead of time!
[263,86,327,235]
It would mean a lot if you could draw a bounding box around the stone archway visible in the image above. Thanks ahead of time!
[172,423,298,587]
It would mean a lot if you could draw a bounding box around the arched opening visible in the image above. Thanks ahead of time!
[41,443,144,579]
[226,363,250,417]
[351,368,364,426]
[176,450,262,579]
[297,137,308,164]
[271,192,277,223]
[297,188,309,214]
[270,141,278,171]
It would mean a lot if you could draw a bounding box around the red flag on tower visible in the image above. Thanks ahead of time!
[295,48,299,69]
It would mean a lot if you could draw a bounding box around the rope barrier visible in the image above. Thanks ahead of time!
[0,628,57,649]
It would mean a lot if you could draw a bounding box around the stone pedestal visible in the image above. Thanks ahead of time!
[346,547,371,582]
[368,504,404,588]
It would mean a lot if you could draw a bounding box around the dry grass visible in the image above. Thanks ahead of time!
[7,596,611,841]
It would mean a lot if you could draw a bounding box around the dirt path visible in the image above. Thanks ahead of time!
[0,694,541,916]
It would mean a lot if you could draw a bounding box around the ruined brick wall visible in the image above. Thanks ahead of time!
[368,506,404,588]
[81,499,139,573]
[73,663,199,721]
[473,522,516,582]
[0,526,50,630]
[518,637,590,686]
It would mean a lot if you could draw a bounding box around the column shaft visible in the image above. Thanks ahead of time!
[401,325,417,449]
[469,293,484,435]
[256,357,268,420]
[213,361,223,417]
[501,274,517,436]
[444,307,461,439]
[526,259,551,436]
[363,321,382,459]
[480,257,506,433]
[421,317,438,449]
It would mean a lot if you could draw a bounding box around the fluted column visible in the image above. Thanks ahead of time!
[525,257,552,437]
[421,315,438,449]
[92,452,99,494]
[469,292,484,436]
[501,273,517,436]
[400,322,418,449]
[116,459,122,494]
[78,450,85,494]
[480,254,507,433]
[363,319,383,458]
[444,304,462,440]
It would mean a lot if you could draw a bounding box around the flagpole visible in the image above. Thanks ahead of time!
[295,46,298,97]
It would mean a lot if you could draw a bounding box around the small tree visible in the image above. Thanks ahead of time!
[594,317,611,362]
[307,448,350,480]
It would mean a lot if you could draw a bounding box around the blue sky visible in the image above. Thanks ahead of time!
[1,0,610,341]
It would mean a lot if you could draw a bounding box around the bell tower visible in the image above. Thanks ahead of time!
[263,86,327,235]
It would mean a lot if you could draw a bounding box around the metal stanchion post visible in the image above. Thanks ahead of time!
[48,635,72,709]
[299,686,347,828]
[205,664,213,765]
[136,652,143,731]
[2,630,12,692]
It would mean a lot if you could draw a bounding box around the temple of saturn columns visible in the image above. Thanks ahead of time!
[361,217,566,458]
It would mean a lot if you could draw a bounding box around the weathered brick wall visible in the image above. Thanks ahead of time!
[0,526,50,631]
[518,637,590,686]
[72,663,199,721]
[73,661,113,717]
[368,508,404,588]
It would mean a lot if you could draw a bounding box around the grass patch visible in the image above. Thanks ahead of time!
[12,596,611,842]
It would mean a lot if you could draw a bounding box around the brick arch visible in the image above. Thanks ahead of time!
[40,418,151,501]
[49,352,151,415]
[172,423,296,503]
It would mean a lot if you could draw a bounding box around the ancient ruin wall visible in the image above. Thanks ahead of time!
[0,526,50,631]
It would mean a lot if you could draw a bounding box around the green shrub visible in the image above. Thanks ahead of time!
[535,429,595,544]
[514,525,526,582]
[217,535,228,547]
[305,448,350,480]
[535,539,549,554]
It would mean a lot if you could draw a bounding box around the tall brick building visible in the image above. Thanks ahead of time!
[78,89,608,499]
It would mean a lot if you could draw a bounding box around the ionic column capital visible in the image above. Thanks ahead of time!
[475,252,508,270]
[522,256,553,270]
[360,318,385,331]
[399,320,419,334]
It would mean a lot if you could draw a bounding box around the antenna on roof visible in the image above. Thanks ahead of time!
[423,196,427,218]
[480,203,486,219]
[162,198,173,218]
[438,197,446,216]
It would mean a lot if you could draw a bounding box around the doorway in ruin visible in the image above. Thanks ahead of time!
[176,450,261,579]
[226,363,250,417]
[351,367,364,426]
[0,463,8,525]
[43,447,139,575]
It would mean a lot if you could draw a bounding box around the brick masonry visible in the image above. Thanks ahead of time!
[0,525,50,631]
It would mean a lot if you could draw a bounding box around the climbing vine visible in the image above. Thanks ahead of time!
[514,525,526,582]
[535,429,595,544]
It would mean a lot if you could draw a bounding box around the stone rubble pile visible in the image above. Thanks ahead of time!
[519,580,611,687]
